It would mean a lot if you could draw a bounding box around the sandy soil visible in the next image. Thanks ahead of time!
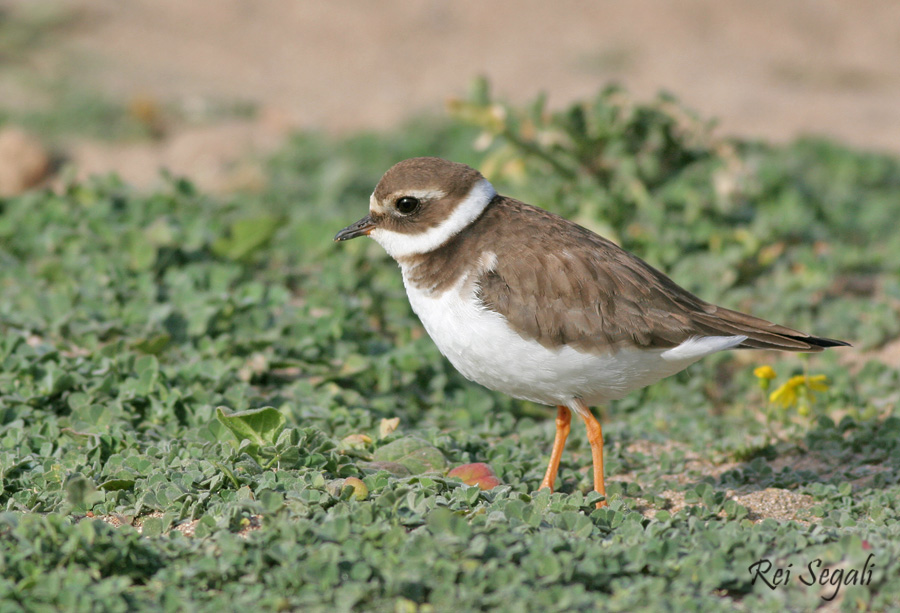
[3,0,900,188]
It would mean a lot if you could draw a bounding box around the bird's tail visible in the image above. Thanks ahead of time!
[692,306,850,352]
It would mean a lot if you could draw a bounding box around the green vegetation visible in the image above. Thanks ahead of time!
[1,84,899,611]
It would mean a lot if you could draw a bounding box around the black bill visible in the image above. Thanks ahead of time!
[334,215,377,241]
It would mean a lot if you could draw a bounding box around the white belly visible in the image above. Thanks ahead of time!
[402,270,744,408]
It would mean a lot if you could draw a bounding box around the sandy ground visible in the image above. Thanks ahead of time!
[2,0,900,191]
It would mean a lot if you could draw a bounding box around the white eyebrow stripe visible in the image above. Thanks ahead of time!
[387,188,448,202]
[369,178,496,259]
[369,191,384,214]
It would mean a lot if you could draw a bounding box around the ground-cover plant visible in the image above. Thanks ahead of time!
[1,87,899,611]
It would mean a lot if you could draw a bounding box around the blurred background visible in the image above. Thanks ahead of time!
[3,5,900,607]
[2,0,900,195]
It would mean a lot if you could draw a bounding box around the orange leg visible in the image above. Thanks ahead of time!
[573,399,606,508]
[539,406,571,492]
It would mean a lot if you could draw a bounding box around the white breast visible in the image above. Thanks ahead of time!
[401,266,746,408]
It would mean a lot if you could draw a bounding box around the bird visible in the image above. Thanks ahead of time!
[334,156,849,507]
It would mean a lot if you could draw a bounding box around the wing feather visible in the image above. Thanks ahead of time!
[472,198,847,354]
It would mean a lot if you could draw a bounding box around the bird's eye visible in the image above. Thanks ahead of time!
[395,196,420,215]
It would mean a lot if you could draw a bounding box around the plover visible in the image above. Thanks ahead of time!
[335,157,848,507]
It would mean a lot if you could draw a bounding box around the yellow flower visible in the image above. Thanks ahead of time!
[769,375,829,409]
[753,365,777,392]
[806,375,829,393]
[753,365,777,380]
